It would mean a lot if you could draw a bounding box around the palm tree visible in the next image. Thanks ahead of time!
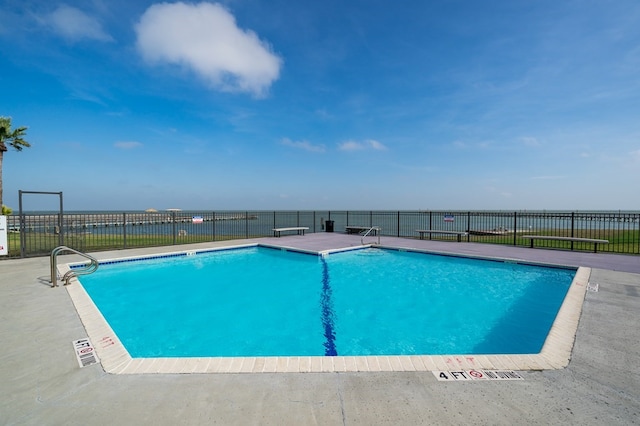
[0,117,30,212]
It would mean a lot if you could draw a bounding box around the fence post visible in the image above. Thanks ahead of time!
[513,211,517,246]
[123,212,127,249]
[467,212,471,242]
[19,193,25,258]
[57,212,64,247]
[172,211,177,245]
[212,211,216,241]
[58,195,64,247]
[397,211,400,237]
[571,212,575,251]
[245,212,249,239]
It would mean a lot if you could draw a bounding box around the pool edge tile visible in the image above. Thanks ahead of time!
[298,357,311,373]
[355,356,370,372]
[251,357,266,373]
[399,356,416,371]
[388,356,404,372]
[409,356,427,371]
[320,356,334,372]
[343,356,358,372]
[239,357,256,373]
[310,356,323,373]
[376,356,393,372]
[216,357,234,373]
[332,357,347,372]
[276,357,289,372]
[228,357,244,373]
[364,356,381,372]
[262,357,278,373]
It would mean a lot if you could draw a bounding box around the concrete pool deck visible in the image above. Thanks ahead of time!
[2,234,639,424]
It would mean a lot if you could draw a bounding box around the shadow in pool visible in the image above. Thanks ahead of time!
[471,270,574,355]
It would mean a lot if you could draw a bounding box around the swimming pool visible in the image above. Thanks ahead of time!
[66,243,589,373]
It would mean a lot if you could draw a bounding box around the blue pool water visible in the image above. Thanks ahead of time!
[78,246,575,357]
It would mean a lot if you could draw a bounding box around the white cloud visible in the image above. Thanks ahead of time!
[338,140,362,151]
[519,136,540,147]
[338,139,387,152]
[281,138,325,153]
[115,141,143,149]
[44,5,113,42]
[367,139,387,150]
[135,2,282,97]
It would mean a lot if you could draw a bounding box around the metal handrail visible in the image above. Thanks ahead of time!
[50,246,99,288]
[361,226,381,245]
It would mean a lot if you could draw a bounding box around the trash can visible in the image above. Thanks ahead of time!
[325,220,334,232]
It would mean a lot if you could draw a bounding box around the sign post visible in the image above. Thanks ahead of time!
[0,216,8,256]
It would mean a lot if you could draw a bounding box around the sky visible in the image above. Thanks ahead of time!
[1,0,639,211]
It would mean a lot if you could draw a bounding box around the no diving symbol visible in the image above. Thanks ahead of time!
[79,347,93,354]
[469,370,484,379]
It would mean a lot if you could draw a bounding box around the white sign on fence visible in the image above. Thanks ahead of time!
[0,216,8,256]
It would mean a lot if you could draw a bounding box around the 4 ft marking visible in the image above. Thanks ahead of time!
[435,370,523,381]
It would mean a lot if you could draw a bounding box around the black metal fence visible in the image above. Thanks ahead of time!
[3,210,639,258]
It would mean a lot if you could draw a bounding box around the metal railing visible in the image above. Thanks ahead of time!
[3,210,639,258]
[361,226,381,245]
[50,246,99,287]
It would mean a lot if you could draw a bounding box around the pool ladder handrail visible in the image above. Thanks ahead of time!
[50,246,99,288]
[361,226,381,245]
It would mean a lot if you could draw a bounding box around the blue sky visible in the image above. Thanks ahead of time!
[2,0,639,211]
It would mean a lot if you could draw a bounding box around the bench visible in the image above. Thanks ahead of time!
[416,230,468,242]
[345,226,380,235]
[272,227,309,237]
[522,235,609,253]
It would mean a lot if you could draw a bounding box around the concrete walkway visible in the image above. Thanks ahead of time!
[1,234,639,425]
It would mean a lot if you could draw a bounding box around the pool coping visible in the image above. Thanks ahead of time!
[61,243,590,374]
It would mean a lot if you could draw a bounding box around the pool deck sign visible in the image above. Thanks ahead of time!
[72,338,99,368]
[434,370,524,381]
[443,214,455,222]
[0,216,7,256]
